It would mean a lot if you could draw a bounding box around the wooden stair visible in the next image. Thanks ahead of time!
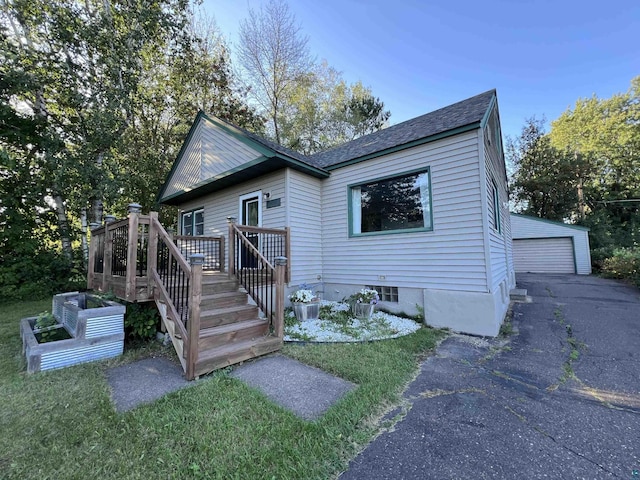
[159,272,281,379]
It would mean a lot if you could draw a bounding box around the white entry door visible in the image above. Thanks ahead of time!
[238,192,262,268]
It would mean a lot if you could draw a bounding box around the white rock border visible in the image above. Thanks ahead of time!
[284,300,422,343]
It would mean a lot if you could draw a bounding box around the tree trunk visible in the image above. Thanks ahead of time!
[53,194,73,259]
[91,151,105,224]
[80,207,89,266]
[575,152,586,220]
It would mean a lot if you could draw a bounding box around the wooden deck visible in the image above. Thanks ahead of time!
[88,207,288,379]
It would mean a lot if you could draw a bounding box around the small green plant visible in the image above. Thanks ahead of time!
[33,311,71,343]
[34,311,57,330]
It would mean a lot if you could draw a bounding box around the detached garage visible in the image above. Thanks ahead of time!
[510,214,591,275]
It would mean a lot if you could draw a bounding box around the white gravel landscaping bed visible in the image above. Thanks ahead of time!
[284,300,422,343]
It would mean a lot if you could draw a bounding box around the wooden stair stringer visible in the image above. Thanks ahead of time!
[154,298,186,371]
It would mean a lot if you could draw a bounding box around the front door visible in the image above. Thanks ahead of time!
[239,192,262,268]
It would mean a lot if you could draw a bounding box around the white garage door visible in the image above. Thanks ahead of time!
[513,238,575,274]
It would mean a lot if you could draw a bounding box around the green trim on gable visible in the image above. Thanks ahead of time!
[479,95,497,129]
[199,113,329,177]
[159,155,272,203]
[156,111,206,204]
[510,213,590,231]
[325,123,480,171]
[200,113,276,159]
[157,111,329,205]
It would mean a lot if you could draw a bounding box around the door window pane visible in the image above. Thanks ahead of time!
[182,212,193,236]
[244,199,259,226]
[195,210,204,236]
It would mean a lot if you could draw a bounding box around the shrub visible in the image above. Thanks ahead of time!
[124,302,160,341]
[600,248,640,287]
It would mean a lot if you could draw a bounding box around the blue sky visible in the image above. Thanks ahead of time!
[203,0,639,140]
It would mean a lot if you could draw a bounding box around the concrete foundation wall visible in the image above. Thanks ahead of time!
[321,283,424,316]
[423,287,509,337]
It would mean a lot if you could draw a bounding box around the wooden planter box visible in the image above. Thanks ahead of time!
[21,292,125,373]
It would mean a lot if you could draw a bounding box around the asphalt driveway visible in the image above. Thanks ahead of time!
[341,274,640,479]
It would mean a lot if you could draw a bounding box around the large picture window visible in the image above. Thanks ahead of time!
[350,168,432,236]
[181,209,204,236]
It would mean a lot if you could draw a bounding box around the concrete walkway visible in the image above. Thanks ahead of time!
[341,274,640,479]
[107,354,355,419]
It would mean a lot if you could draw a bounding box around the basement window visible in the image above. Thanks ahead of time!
[367,285,399,303]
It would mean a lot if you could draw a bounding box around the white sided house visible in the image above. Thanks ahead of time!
[511,213,591,275]
[158,90,516,337]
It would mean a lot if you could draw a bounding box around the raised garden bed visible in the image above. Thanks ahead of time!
[21,292,125,373]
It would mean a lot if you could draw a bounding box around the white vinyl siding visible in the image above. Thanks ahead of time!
[513,238,575,274]
[177,171,286,269]
[321,131,488,292]
[162,117,263,200]
[482,111,511,292]
[287,169,323,285]
[510,214,591,274]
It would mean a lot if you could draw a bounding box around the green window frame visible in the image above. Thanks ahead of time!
[181,208,204,236]
[348,167,433,237]
[492,180,501,233]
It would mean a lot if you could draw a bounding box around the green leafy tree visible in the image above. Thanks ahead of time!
[108,12,264,217]
[1,0,193,262]
[549,77,640,249]
[507,117,580,221]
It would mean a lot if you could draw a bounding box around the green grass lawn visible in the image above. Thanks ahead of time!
[0,298,444,480]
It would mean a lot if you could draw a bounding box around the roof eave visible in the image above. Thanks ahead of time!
[158,155,329,206]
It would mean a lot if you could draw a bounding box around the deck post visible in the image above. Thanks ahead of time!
[284,227,291,283]
[147,212,159,299]
[125,203,142,302]
[103,216,115,292]
[186,253,204,380]
[227,216,237,277]
[87,222,100,290]
[219,234,226,272]
[274,256,287,339]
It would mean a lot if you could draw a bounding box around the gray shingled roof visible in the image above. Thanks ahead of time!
[308,89,496,168]
[211,89,495,171]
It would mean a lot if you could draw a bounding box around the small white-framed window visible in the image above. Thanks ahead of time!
[181,208,204,236]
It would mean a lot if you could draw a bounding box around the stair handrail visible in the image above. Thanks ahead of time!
[151,216,202,379]
[228,220,285,338]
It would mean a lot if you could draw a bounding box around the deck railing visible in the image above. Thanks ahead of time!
[87,206,285,379]
[228,220,286,338]
[174,235,225,272]
[88,207,225,302]
[151,215,202,379]
[87,206,152,302]
[233,224,290,283]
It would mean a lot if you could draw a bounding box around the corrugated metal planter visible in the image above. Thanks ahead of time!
[21,292,125,373]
